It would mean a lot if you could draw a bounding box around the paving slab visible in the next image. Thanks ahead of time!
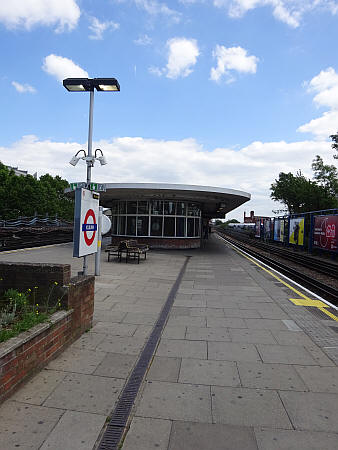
[229,328,277,344]
[147,356,181,382]
[294,365,338,393]
[245,318,289,330]
[122,312,160,325]
[254,428,338,450]
[132,324,153,339]
[189,307,225,317]
[166,316,207,327]
[136,380,212,422]
[91,322,137,336]
[46,346,107,374]
[211,386,292,428]
[43,373,124,415]
[186,326,230,341]
[11,369,66,405]
[179,358,240,386]
[208,341,261,362]
[279,391,338,432]
[223,308,262,318]
[94,353,137,378]
[156,339,207,359]
[237,361,308,391]
[256,344,318,365]
[0,401,64,449]
[40,410,106,450]
[72,332,107,350]
[207,317,247,329]
[270,330,315,346]
[96,336,145,355]
[168,421,258,450]
[93,310,127,323]
[122,417,172,450]
[161,325,186,339]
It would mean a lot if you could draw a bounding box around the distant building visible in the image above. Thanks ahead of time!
[244,210,270,223]
[5,165,28,177]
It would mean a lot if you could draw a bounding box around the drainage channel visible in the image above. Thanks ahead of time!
[96,256,191,450]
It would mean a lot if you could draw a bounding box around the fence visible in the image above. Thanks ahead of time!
[0,215,72,228]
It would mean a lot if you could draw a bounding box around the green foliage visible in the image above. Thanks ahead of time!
[0,163,74,220]
[270,158,338,214]
[0,285,64,343]
[330,132,338,159]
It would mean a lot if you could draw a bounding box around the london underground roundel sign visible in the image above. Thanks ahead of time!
[73,188,100,258]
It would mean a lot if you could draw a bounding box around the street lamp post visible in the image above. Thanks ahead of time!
[63,77,120,275]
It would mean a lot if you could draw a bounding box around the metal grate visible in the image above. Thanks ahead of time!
[96,256,191,450]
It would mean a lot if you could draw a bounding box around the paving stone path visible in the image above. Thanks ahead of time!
[0,235,338,449]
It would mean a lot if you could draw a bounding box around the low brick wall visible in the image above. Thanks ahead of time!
[110,236,201,249]
[0,262,95,404]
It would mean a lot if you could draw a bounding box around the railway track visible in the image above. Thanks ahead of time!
[217,231,338,305]
[0,228,73,251]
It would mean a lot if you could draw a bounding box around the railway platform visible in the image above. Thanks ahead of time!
[0,234,338,449]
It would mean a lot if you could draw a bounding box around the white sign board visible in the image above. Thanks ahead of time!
[73,188,100,257]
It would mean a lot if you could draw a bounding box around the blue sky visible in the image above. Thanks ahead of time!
[1,0,338,220]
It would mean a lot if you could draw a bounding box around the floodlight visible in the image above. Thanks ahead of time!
[63,78,92,92]
[93,78,120,92]
[97,155,107,166]
[69,155,80,166]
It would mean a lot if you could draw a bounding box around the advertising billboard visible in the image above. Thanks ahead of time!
[313,215,338,252]
[264,219,271,240]
[289,217,304,246]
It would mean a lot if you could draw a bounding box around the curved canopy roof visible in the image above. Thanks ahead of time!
[66,183,251,218]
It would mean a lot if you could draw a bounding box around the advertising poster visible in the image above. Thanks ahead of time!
[313,215,338,252]
[280,220,285,243]
[264,219,271,240]
[274,219,281,241]
[255,219,261,238]
[289,217,305,246]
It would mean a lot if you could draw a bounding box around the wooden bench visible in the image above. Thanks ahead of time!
[106,240,149,263]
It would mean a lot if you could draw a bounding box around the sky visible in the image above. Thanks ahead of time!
[1,0,338,221]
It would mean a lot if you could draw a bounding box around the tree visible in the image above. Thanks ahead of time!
[270,168,337,214]
[311,155,338,197]
[330,132,338,159]
[0,163,74,221]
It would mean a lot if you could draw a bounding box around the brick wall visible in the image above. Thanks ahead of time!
[0,263,95,404]
[110,236,201,249]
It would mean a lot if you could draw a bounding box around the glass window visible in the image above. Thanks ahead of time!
[176,202,186,216]
[164,217,175,236]
[164,201,176,215]
[138,201,149,214]
[176,217,185,237]
[151,216,163,236]
[137,216,149,236]
[151,200,163,215]
[188,203,200,216]
[111,216,117,234]
[111,201,118,215]
[126,216,136,235]
[118,216,126,235]
[195,218,200,237]
[119,201,126,214]
[127,201,137,214]
[187,218,194,237]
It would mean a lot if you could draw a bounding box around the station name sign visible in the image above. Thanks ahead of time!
[70,182,106,192]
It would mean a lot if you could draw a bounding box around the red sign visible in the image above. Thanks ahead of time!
[82,209,97,246]
[313,215,338,252]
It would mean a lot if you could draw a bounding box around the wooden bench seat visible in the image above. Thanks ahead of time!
[106,240,149,263]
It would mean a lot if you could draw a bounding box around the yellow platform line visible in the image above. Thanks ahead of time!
[222,238,338,322]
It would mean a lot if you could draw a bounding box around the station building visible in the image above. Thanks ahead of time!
[96,183,251,249]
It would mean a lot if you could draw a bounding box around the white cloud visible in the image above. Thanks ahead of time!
[12,81,36,94]
[134,34,152,46]
[0,134,335,220]
[214,0,338,28]
[298,67,338,138]
[150,38,199,79]
[0,0,80,32]
[42,54,89,83]
[134,0,181,21]
[210,45,258,82]
[88,17,119,40]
